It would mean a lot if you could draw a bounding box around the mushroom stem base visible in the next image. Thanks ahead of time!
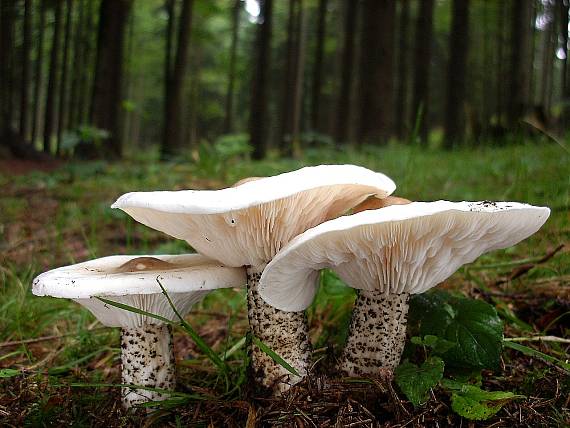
[246,266,311,394]
[338,291,409,377]
[121,324,175,408]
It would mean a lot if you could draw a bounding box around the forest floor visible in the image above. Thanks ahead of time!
[0,143,568,427]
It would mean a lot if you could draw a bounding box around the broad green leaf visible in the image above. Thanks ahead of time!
[442,379,523,420]
[395,357,444,406]
[409,291,503,370]
[0,368,20,378]
[319,269,351,295]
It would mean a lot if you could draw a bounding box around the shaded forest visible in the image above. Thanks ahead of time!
[0,0,568,161]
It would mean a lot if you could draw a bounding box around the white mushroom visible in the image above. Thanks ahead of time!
[111,164,396,393]
[32,254,246,408]
[258,201,550,377]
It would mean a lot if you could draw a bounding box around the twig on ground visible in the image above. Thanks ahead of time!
[0,327,107,348]
[494,244,565,286]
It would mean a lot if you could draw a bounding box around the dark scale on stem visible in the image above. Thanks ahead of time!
[120,324,175,408]
[338,291,410,377]
[246,266,311,394]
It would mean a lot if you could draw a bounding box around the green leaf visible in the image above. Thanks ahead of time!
[394,357,444,406]
[411,335,456,353]
[409,291,503,370]
[0,368,20,378]
[442,379,523,420]
[252,336,300,377]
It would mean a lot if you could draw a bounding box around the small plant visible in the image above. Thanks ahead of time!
[394,290,523,420]
[195,134,252,179]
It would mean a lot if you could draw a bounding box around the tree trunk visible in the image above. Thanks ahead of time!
[560,0,570,128]
[163,0,175,139]
[395,0,410,141]
[0,0,16,143]
[291,0,308,156]
[411,0,434,144]
[310,0,327,133]
[56,0,74,155]
[507,0,532,129]
[161,0,194,158]
[496,0,506,127]
[444,0,470,149]
[68,0,85,130]
[19,0,32,138]
[249,0,273,160]
[224,0,241,134]
[279,0,299,155]
[357,0,396,145]
[43,0,63,153]
[481,0,491,134]
[334,0,358,144]
[540,1,556,117]
[91,0,133,158]
[31,0,47,145]
[78,0,96,126]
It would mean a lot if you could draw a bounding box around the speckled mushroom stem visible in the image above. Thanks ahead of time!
[120,324,175,408]
[246,266,311,394]
[338,290,409,377]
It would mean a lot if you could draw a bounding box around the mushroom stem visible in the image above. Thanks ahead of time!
[121,324,175,408]
[338,290,409,377]
[246,266,311,394]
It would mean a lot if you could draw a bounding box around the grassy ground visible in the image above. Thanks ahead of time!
[0,142,568,426]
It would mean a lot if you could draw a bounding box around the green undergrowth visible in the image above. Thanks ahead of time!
[0,141,568,425]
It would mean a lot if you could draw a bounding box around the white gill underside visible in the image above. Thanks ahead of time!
[246,266,311,394]
[129,185,375,268]
[338,290,409,377]
[121,324,175,408]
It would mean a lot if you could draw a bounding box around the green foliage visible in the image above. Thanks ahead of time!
[442,379,523,420]
[409,291,503,370]
[410,335,456,354]
[394,357,444,406]
[396,290,518,420]
[195,134,252,178]
[0,368,20,378]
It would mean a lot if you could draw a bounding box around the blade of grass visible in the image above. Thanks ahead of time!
[95,297,173,324]
[252,336,299,377]
[156,279,228,373]
[503,341,570,371]
[47,347,115,375]
[221,336,246,361]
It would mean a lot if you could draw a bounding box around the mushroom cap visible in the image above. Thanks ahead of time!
[111,165,396,267]
[259,201,550,311]
[32,254,246,327]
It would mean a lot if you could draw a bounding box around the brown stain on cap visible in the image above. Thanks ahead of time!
[353,196,411,213]
[232,176,262,187]
[116,257,175,273]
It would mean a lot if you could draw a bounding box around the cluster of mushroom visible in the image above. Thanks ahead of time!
[32,165,550,409]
